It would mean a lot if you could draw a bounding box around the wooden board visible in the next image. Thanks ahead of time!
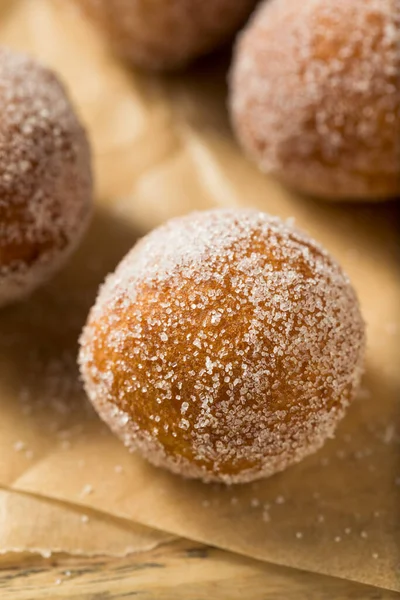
[0,540,398,600]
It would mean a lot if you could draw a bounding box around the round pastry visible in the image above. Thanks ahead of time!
[76,0,257,70]
[79,209,365,484]
[0,47,92,307]
[230,0,400,200]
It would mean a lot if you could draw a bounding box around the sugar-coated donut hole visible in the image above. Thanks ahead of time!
[76,0,257,70]
[230,0,400,200]
[0,47,92,307]
[79,209,365,484]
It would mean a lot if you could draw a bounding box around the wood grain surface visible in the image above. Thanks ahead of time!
[0,540,398,600]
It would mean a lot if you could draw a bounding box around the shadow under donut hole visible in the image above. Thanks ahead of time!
[0,208,142,439]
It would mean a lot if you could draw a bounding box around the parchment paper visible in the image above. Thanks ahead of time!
[0,489,173,557]
[0,0,399,591]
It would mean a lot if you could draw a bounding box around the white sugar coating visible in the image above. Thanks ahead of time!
[262,509,270,522]
[13,440,26,452]
[79,208,365,484]
[77,0,257,70]
[0,47,92,307]
[230,0,400,200]
[80,484,93,497]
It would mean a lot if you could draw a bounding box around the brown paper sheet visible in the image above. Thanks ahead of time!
[0,0,399,591]
[0,489,173,557]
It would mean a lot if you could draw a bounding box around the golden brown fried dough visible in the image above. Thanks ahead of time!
[76,0,257,70]
[0,47,92,306]
[80,209,365,483]
[230,0,400,200]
